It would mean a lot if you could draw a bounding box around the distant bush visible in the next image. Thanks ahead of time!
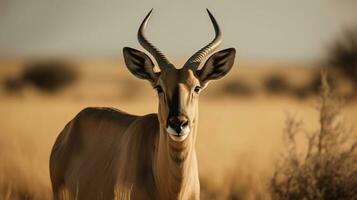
[290,86,311,100]
[264,74,291,95]
[222,79,255,96]
[291,71,336,100]
[270,72,357,200]
[21,60,78,92]
[3,60,78,94]
[328,28,357,84]
[3,77,24,93]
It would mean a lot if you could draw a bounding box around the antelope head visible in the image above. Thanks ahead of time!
[123,9,236,143]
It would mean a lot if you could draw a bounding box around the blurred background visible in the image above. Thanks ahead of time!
[0,0,357,199]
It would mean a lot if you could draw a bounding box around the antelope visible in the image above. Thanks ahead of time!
[50,9,236,200]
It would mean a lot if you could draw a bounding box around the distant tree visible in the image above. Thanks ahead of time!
[328,28,357,84]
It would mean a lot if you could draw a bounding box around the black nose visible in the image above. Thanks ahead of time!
[168,115,189,134]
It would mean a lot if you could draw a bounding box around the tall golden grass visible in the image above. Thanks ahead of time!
[0,61,356,199]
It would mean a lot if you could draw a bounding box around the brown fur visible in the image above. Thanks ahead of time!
[50,70,201,200]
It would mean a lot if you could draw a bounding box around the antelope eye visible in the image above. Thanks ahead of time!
[154,85,163,94]
[194,86,201,93]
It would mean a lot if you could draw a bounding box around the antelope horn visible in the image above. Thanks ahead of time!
[184,9,222,70]
[138,9,173,69]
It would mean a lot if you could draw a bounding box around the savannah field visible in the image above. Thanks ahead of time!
[0,59,356,199]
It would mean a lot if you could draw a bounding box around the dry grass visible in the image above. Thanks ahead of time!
[0,61,356,199]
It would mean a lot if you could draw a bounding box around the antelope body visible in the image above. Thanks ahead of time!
[50,9,236,200]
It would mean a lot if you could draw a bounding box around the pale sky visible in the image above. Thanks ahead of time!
[0,0,357,62]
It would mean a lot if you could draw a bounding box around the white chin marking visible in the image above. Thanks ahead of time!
[167,126,190,142]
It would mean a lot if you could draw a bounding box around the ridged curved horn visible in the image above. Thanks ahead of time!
[184,9,222,70]
[138,9,173,69]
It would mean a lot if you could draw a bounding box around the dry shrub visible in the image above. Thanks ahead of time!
[270,72,357,200]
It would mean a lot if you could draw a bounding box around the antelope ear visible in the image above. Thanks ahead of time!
[197,48,236,85]
[123,47,158,83]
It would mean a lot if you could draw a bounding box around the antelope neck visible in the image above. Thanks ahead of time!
[153,121,199,199]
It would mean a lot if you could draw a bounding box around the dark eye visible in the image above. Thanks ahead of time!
[154,85,163,94]
[194,86,201,93]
